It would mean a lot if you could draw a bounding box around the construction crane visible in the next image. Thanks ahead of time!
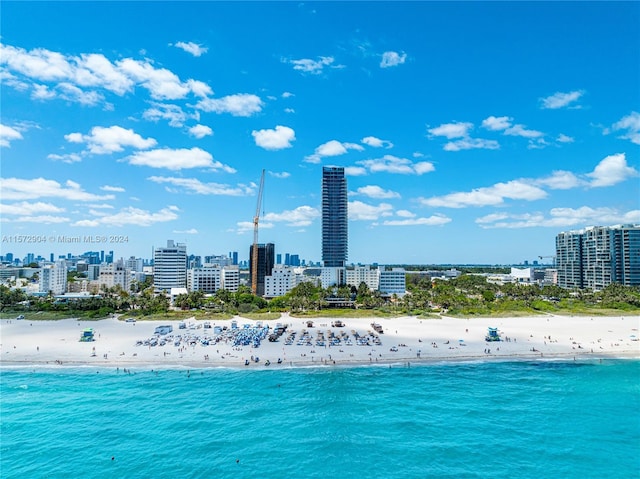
[251,169,266,296]
[538,255,556,265]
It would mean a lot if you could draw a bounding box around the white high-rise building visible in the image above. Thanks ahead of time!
[221,265,239,292]
[125,256,144,273]
[39,260,67,295]
[345,265,380,291]
[378,266,406,296]
[188,265,221,293]
[154,240,187,293]
[98,259,131,292]
[264,265,297,298]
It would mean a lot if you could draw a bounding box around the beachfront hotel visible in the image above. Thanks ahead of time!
[153,240,187,293]
[555,224,640,289]
[322,166,348,268]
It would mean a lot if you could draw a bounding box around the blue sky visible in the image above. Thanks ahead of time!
[1,2,639,265]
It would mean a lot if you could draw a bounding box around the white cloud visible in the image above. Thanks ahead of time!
[357,155,435,175]
[557,134,574,143]
[126,147,232,171]
[353,185,400,199]
[396,210,416,218]
[47,153,82,163]
[284,108,295,114]
[252,125,296,150]
[0,201,65,215]
[383,214,451,226]
[235,220,275,235]
[148,176,254,196]
[305,139,364,163]
[0,177,114,201]
[263,205,320,226]
[535,170,582,190]
[443,138,500,151]
[481,116,513,131]
[476,207,640,229]
[173,41,208,57]
[421,180,547,208]
[540,90,584,109]
[0,124,24,147]
[116,58,193,100]
[73,206,179,227]
[504,124,544,138]
[269,171,291,179]
[188,124,213,139]
[380,51,407,68]
[143,102,197,127]
[65,125,157,154]
[173,228,199,234]
[195,93,263,116]
[5,215,70,224]
[610,111,640,145]
[348,201,394,221]
[344,166,368,176]
[587,152,639,187]
[100,185,125,192]
[284,56,338,74]
[428,122,473,139]
[361,136,393,148]
[282,91,294,98]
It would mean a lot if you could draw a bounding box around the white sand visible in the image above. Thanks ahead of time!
[1,313,638,369]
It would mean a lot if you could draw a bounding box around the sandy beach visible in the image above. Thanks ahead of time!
[1,313,638,369]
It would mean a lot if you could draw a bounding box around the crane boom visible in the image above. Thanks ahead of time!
[251,169,265,295]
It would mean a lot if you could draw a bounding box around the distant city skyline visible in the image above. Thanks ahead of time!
[1,3,638,264]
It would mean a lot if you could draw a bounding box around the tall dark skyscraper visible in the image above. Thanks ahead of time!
[322,166,348,267]
[249,242,275,297]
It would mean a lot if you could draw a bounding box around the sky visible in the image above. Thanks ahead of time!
[1,1,639,265]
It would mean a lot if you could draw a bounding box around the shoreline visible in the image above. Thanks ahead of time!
[2,314,638,371]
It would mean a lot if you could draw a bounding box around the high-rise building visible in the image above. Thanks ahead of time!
[555,225,640,289]
[39,260,67,295]
[249,242,275,297]
[153,240,187,292]
[322,166,348,267]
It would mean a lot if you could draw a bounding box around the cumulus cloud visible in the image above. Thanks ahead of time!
[348,201,394,221]
[420,180,547,208]
[0,177,114,201]
[143,102,198,127]
[443,138,500,152]
[73,205,179,227]
[195,93,263,116]
[396,210,416,218]
[534,171,582,190]
[283,56,340,74]
[380,51,407,68]
[476,207,640,229]
[344,166,368,176]
[540,90,584,109]
[587,153,638,187]
[0,124,24,147]
[188,124,213,139]
[173,41,208,57]
[304,140,364,163]
[173,228,199,234]
[361,136,393,148]
[269,171,291,179]
[428,122,473,139]
[47,153,82,163]
[65,125,157,154]
[252,125,296,150]
[353,185,400,199]
[263,205,320,226]
[357,155,435,175]
[556,134,574,143]
[382,214,451,226]
[609,111,640,145]
[481,116,513,131]
[0,201,65,216]
[126,147,233,171]
[148,176,254,196]
[100,185,125,192]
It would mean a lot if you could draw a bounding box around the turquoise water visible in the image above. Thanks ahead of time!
[1,360,639,479]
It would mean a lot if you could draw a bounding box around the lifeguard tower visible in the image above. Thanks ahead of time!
[485,327,501,342]
[80,328,95,342]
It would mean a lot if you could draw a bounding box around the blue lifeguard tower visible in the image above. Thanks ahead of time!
[80,328,95,342]
[485,327,501,342]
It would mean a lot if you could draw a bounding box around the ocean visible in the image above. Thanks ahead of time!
[1,360,639,479]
